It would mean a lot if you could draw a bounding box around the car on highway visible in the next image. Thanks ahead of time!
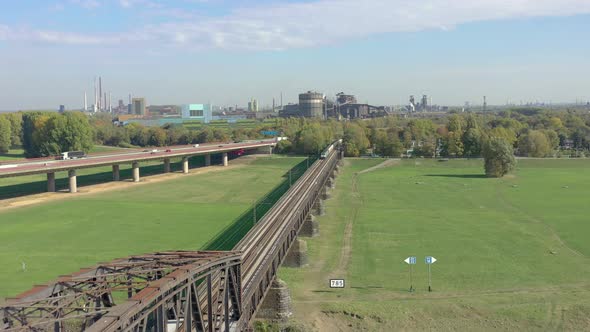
[143,149,150,152]
[150,149,158,154]
[194,144,200,148]
[165,149,172,152]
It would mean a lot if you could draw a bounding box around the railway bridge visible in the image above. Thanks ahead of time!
[1,140,343,332]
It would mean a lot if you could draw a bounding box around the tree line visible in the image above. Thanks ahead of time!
[1,108,589,162]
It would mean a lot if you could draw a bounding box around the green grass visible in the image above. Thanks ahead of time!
[280,158,590,331]
[0,156,303,298]
[0,149,24,161]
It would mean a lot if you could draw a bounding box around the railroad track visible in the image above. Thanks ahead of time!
[235,145,340,328]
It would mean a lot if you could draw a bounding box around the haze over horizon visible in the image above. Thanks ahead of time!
[1,0,589,110]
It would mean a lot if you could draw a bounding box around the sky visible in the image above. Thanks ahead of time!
[0,0,589,110]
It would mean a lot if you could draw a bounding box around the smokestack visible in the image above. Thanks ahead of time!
[108,92,112,113]
[98,77,102,110]
[93,77,98,112]
[84,91,87,111]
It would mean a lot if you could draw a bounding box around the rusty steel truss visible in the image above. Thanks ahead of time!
[1,251,242,332]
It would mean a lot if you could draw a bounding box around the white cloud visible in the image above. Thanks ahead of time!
[2,0,590,50]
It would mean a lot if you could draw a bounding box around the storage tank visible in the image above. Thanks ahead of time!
[299,91,324,118]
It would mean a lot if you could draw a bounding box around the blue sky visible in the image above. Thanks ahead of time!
[1,0,589,110]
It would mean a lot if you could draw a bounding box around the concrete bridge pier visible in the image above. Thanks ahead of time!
[132,162,140,182]
[300,214,319,237]
[312,199,325,216]
[68,170,77,193]
[205,154,211,166]
[257,278,292,322]
[268,146,273,155]
[222,152,228,166]
[47,172,56,192]
[321,186,330,200]
[163,158,171,173]
[112,165,120,181]
[326,177,335,190]
[283,239,308,267]
[182,157,189,174]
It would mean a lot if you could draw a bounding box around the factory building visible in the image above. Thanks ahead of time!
[336,92,357,105]
[299,91,325,118]
[279,104,302,117]
[132,98,146,116]
[181,104,213,123]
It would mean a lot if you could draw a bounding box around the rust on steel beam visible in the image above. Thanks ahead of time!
[1,251,242,332]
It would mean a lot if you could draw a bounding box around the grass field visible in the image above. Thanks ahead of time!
[0,156,303,298]
[279,158,590,331]
[0,149,25,161]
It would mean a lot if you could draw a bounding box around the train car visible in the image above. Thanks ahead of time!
[320,140,339,159]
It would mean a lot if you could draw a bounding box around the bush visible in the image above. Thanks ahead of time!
[482,137,516,178]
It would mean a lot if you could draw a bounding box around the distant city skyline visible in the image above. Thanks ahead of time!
[1,1,590,110]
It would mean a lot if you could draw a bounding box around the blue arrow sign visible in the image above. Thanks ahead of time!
[404,256,417,265]
[425,256,437,264]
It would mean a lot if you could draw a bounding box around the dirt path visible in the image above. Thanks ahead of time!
[0,156,262,212]
[357,159,399,174]
[331,159,398,278]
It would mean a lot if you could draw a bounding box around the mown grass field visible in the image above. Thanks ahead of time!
[0,149,25,161]
[0,156,303,298]
[280,158,590,331]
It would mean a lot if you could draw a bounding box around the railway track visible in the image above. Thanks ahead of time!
[235,143,340,328]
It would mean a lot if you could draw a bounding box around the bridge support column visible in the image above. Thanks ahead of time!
[68,170,77,193]
[283,239,308,267]
[313,199,325,216]
[182,157,189,174]
[321,186,330,200]
[269,146,273,155]
[112,165,120,181]
[257,278,292,322]
[300,214,319,237]
[222,152,228,167]
[205,154,211,166]
[47,172,56,192]
[326,177,335,189]
[163,158,171,173]
[132,162,140,182]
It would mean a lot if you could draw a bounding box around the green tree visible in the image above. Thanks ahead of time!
[147,127,167,146]
[343,122,369,156]
[517,130,551,157]
[482,137,516,178]
[4,112,23,147]
[462,128,482,157]
[0,115,11,153]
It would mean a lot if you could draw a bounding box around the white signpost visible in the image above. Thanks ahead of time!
[425,256,437,292]
[404,256,417,292]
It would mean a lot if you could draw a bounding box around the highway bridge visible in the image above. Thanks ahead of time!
[0,140,277,194]
[0,140,342,331]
